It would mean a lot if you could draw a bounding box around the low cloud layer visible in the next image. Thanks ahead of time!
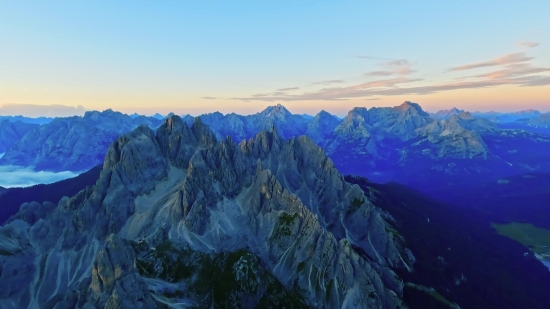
[0,104,87,117]
[0,165,79,188]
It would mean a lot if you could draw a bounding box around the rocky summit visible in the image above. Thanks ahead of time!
[0,115,411,309]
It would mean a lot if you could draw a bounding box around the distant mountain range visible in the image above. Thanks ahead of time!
[0,115,54,125]
[0,110,163,171]
[471,109,543,123]
[0,119,40,153]
[1,102,549,190]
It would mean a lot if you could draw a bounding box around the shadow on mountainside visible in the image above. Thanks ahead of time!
[346,175,550,309]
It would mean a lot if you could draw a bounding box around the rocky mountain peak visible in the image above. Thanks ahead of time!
[0,120,408,308]
[84,109,122,120]
[457,111,474,119]
[306,111,342,144]
[432,107,466,120]
[396,101,429,116]
[316,110,335,119]
[345,107,370,121]
[260,103,292,118]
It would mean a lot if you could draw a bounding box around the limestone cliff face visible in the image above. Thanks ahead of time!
[0,110,163,171]
[0,116,409,309]
[325,102,499,164]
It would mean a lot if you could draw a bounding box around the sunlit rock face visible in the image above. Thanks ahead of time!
[0,115,409,309]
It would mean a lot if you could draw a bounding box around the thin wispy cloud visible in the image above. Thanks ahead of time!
[233,77,423,101]
[233,50,549,102]
[366,59,415,77]
[516,41,539,48]
[201,96,217,99]
[449,52,533,71]
[276,87,299,91]
[366,71,394,77]
[310,79,345,85]
[384,59,410,67]
[519,76,550,87]
[470,63,550,80]
[0,104,86,117]
[356,55,393,61]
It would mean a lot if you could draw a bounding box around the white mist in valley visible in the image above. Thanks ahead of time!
[0,165,79,188]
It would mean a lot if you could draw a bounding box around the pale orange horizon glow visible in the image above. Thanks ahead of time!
[1,83,549,117]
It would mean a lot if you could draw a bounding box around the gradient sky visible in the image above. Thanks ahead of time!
[1,0,549,117]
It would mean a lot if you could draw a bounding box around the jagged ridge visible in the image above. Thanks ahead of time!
[0,115,409,309]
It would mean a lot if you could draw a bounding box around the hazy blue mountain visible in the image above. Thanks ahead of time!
[0,117,408,308]
[0,119,40,153]
[527,112,550,128]
[0,109,163,171]
[300,113,315,119]
[321,103,550,190]
[152,113,165,120]
[183,104,311,142]
[2,103,549,189]
[305,110,341,144]
[494,112,550,136]
[471,109,542,123]
[0,115,54,125]
[431,107,465,120]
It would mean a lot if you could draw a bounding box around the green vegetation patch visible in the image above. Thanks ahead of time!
[385,226,400,238]
[492,222,550,255]
[350,197,365,211]
[271,212,299,240]
[135,240,201,282]
[405,283,458,308]
[134,240,311,308]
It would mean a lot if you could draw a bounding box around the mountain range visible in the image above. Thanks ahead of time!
[0,116,54,125]
[0,116,409,308]
[0,120,40,154]
[0,110,162,171]
[1,102,549,191]
[2,115,550,308]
